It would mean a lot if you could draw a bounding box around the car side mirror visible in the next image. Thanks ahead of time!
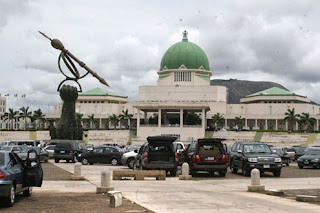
[31,162,38,167]
[237,150,242,154]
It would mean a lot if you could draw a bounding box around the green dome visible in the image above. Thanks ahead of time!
[160,35,210,71]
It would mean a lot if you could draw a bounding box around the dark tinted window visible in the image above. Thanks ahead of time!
[0,153,4,166]
[149,144,172,152]
[56,143,72,149]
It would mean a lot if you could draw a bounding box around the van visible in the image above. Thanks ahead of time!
[53,141,82,163]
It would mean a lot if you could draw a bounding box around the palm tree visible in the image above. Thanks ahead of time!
[19,106,32,130]
[87,114,95,129]
[108,114,119,129]
[76,113,84,122]
[33,108,46,130]
[299,112,316,131]
[184,112,201,125]
[119,109,133,129]
[234,116,245,130]
[1,108,19,129]
[284,108,300,131]
[212,113,224,129]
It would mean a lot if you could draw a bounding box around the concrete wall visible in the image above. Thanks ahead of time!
[0,131,50,143]
[88,130,130,145]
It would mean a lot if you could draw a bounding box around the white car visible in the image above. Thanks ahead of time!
[44,145,55,158]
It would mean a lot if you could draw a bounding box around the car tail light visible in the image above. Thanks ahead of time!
[192,155,200,162]
[0,172,6,179]
[143,152,148,165]
[70,150,73,154]
[222,155,228,162]
[175,152,179,165]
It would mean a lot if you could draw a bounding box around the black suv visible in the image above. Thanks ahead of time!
[185,138,228,177]
[54,141,82,163]
[229,142,282,177]
[135,136,178,176]
[78,146,123,166]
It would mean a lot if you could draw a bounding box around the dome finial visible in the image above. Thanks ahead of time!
[182,30,188,42]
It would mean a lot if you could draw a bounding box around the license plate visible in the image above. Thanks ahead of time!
[304,161,309,164]
[263,165,270,168]
[206,157,214,160]
[60,151,65,154]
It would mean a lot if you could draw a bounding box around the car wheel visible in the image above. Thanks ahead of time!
[54,159,59,163]
[219,171,227,177]
[242,165,250,177]
[170,168,177,177]
[298,165,303,169]
[5,184,15,207]
[82,158,89,165]
[127,158,135,169]
[273,169,281,177]
[45,158,48,163]
[66,160,70,163]
[230,161,238,174]
[23,187,32,197]
[111,158,118,166]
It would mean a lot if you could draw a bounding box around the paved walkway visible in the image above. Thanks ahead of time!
[37,161,320,213]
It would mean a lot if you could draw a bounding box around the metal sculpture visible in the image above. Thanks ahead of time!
[39,31,109,92]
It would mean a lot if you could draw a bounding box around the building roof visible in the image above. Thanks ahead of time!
[160,32,210,71]
[79,88,127,98]
[246,87,306,98]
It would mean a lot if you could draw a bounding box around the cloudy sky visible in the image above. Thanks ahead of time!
[1,0,320,113]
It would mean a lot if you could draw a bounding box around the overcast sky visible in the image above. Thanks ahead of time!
[1,0,320,113]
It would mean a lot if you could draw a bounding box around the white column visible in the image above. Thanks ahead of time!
[137,110,140,128]
[144,111,147,123]
[245,119,248,129]
[180,109,183,128]
[275,119,278,130]
[317,120,319,131]
[255,119,258,129]
[296,121,298,131]
[225,119,228,128]
[265,119,267,130]
[99,118,102,129]
[285,121,288,130]
[109,121,111,129]
[202,108,205,128]
[158,109,161,128]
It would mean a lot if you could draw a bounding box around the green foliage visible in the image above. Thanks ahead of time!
[212,113,224,128]
[108,114,119,129]
[1,108,19,130]
[299,112,316,131]
[184,112,201,125]
[284,108,300,131]
[19,106,32,130]
[234,116,245,130]
[119,109,133,128]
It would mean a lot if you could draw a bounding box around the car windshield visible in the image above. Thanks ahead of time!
[22,148,40,154]
[244,144,271,154]
[306,149,320,155]
[0,153,4,166]
[2,146,12,151]
[272,148,283,155]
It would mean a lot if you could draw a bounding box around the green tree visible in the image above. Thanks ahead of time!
[284,108,300,131]
[184,112,201,125]
[87,114,95,129]
[19,106,32,130]
[1,108,19,129]
[119,109,133,129]
[211,113,224,128]
[299,112,316,131]
[234,116,245,130]
[76,113,84,122]
[33,108,46,130]
[108,114,119,129]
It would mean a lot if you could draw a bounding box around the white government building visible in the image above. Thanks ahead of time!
[2,32,320,141]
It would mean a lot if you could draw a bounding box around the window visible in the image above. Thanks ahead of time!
[174,71,191,82]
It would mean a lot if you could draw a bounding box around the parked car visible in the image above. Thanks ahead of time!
[7,140,40,147]
[18,147,49,163]
[84,145,94,152]
[54,141,82,163]
[173,142,186,165]
[229,142,282,177]
[121,151,139,169]
[297,148,320,169]
[1,146,25,154]
[78,146,123,166]
[135,136,178,176]
[0,150,43,207]
[282,147,296,161]
[44,145,56,158]
[271,147,290,166]
[185,138,228,177]
[295,147,310,161]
